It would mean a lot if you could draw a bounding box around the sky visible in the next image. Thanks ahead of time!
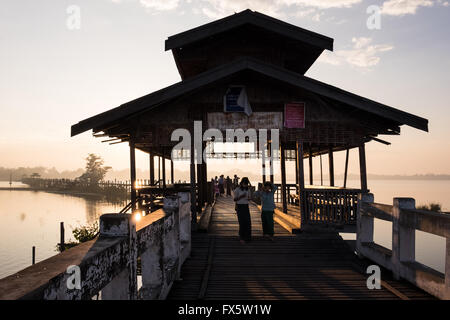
[0,0,449,178]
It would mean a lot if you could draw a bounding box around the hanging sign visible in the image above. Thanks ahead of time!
[284,102,305,128]
[207,112,283,130]
[223,86,252,116]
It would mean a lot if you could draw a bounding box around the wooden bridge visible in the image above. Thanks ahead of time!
[2,9,445,301]
[168,196,434,300]
[0,190,448,300]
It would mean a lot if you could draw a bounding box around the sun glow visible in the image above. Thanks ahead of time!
[134,212,142,222]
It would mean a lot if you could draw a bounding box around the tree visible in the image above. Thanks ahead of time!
[78,154,111,186]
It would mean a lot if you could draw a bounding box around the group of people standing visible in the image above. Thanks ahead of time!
[233,177,277,244]
[212,174,239,197]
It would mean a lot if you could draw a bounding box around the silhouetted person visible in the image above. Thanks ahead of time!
[213,178,219,198]
[233,174,239,189]
[218,174,225,196]
[254,182,278,241]
[226,176,232,196]
[233,177,252,244]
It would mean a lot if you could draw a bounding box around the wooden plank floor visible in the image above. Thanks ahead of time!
[168,196,433,300]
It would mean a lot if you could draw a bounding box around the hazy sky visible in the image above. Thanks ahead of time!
[0,0,449,177]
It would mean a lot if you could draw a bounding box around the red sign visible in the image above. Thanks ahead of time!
[284,102,305,128]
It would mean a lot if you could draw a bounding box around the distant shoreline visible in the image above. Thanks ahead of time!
[0,187,107,198]
[2,174,450,183]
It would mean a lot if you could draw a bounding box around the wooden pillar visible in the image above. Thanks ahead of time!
[170,159,174,184]
[343,148,349,188]
[280,143,287,213]
[196,162,203,212]
[268,142,274,184]
[308,144,313,186]
[359,143,368,192]
[296,141,305,223]
[149,152,155,186]
[328,147,335,187]
[261,142,266,183]
[320,154,323,186]
[158,156,161,184]
[162,151,166,191]
[130,140,137,212]
[202,158,208,203]
[190,125,197,225]
[295,148,299,186]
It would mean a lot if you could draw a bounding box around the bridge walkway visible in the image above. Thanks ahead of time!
[168,196,433,300]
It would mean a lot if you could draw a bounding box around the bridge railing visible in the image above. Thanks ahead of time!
[302,188,360,225]
[356,193,450,299]
[0,192,191,300]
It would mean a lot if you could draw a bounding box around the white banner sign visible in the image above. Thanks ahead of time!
[207,112,283,130]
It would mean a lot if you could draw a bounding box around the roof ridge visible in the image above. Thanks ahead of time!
[165,9,333,51]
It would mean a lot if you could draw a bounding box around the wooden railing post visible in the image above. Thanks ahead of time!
[356,193,374,255]
[100,214,137,300]
[392,197,416,280]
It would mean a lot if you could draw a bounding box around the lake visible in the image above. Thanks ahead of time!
[0,181,125,279]
[0,179,448,279]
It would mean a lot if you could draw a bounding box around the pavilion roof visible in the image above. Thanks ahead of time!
[71,57,428,137]
[165,9,334,52]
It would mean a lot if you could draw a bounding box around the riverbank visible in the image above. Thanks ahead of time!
[0,187,129,202]
[20,178,130,202]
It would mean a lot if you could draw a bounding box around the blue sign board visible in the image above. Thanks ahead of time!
[223,86,252,115]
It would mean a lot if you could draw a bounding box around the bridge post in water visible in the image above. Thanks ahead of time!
[32,246,35,265]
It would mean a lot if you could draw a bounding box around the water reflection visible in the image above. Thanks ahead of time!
[0,190,125,278]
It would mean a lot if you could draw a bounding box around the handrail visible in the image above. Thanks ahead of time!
[119,196,143,214]
[357,194,450,300]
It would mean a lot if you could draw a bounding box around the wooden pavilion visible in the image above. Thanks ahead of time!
[71,9,428,229]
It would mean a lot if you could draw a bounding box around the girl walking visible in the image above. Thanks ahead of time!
[233,177,252,244]
[254,182,278,241]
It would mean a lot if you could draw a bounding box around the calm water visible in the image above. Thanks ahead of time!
[0,180,448,278]
[0,182,125,278]
[338,179,448,274]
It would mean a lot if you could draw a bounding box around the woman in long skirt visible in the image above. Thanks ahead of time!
[218,175,225,196]
[233,177,252,244]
